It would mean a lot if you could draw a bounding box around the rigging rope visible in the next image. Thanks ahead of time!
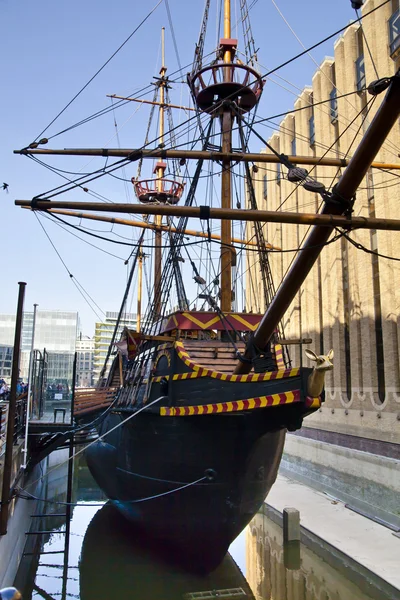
[34,213,105,321]
[32,0,164,143]
[16,475,208,506]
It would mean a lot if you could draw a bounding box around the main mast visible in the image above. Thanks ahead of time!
[188,0,264,313]
[220,0,233,312]
[154,27,167,319]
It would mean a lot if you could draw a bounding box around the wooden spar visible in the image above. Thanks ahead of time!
[107,94,196,112]
[220,0,233,312]
[20,206,280,249]
[13,147,400,171]
[16,201,400,231]
[234,71,400,374]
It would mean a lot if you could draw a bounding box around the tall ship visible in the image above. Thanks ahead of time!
[14,0,400,573]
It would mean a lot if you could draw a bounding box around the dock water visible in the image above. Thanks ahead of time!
[2,448,397,599]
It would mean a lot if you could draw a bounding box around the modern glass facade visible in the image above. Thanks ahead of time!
[34,311,78,352]
[94,312,137,382]
[0,310,79,384]
[0,345,13,381]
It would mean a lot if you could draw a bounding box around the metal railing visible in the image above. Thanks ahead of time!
[0,396,28,457]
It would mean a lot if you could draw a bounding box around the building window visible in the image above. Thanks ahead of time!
[309,115,315,146]
[291,138,296,156]
[389,8,400,57]
[276,162,281,184]
[330,88,338,122]
[355,55,366,92]
[263,174,268,198]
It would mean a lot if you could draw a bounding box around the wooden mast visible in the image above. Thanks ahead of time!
[220,0,233,312]
[153,27,167,320]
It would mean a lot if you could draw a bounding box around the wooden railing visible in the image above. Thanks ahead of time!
[73,387,117,417]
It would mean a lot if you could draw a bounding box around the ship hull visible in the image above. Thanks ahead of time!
[85,409,286,573]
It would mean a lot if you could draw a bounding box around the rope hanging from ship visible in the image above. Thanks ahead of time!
[14,474,209,507]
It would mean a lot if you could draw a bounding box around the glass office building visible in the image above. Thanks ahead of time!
[0,345,13,381]
[0,310,79,385]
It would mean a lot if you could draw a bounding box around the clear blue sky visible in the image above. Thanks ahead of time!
[1,0,357,334]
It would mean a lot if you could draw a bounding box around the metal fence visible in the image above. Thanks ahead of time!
[0,396,27,457]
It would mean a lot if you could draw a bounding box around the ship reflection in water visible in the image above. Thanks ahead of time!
[14,452,398,600]
[80,504,254,600]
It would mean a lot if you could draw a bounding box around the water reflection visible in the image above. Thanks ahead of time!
[14,450,399,600]
[246,507,398,600]
[15,451,252,600]
[80,503,253,600]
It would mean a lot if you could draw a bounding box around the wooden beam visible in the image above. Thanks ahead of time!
[13,147,400,170]
[22,206,279,250]
[107,94,196,111]
[16,199,400,231]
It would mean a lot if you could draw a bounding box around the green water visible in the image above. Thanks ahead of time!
[13,449,399,600]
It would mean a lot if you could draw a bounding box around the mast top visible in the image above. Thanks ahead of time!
[188,0,264,114]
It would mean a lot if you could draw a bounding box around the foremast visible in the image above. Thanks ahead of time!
[131,27,184,322]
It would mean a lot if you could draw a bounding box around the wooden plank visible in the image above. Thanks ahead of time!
[74,402,113,416]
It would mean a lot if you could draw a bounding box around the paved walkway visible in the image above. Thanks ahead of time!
[266,474,400,591]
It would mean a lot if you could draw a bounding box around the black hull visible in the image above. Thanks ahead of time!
[85,409,286,573]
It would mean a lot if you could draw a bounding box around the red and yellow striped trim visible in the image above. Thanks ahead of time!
[305,396,322,409]
[172,341,299,382]
[154,350,171,369]
[152,367,299,383]
[175,342,196,369]
[160,389,308,416]
[274,344,285,369]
